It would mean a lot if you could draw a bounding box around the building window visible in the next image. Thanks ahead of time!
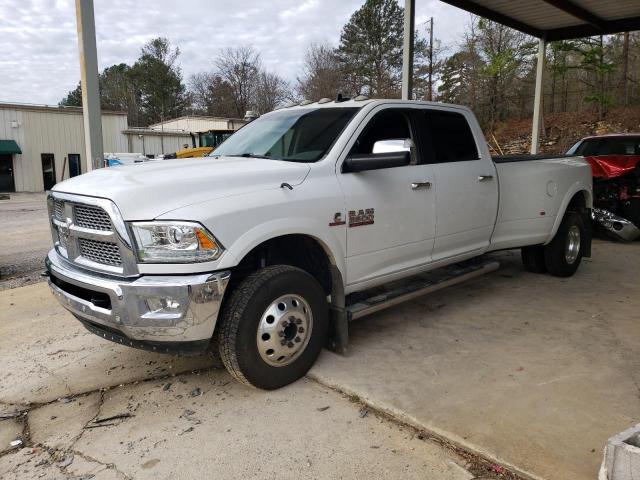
[68,154,81,177]
[41,154,56,190]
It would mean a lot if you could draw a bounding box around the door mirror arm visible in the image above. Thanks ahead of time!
[343,151,411,173]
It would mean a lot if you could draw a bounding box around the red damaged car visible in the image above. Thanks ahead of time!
[567,134,640,241]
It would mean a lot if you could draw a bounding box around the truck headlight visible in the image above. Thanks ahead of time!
[130,221,223,263]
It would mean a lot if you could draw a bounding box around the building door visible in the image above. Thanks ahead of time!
[68,154,81,177]
[41,154,56,190]
[0,154,15,192]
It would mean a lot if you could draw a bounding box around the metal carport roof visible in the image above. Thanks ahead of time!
[440,0,640,41]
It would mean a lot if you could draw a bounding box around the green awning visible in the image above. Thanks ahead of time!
[0,140,21,154]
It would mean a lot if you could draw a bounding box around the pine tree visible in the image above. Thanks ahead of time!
[335,0,404,97]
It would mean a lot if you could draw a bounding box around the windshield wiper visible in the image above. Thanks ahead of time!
[238,153,272,159]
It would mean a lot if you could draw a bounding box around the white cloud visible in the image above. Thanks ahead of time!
[0,0,469,105]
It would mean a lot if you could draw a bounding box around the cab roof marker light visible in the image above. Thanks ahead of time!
[317,98,332,104]
[354,95,369,101]
[299,99,313,106]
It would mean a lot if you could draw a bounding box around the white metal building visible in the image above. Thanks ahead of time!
[0,102,128,192]
[122,127,193,157]
[122,116,245,157]
[148,116,245,133]
[0,104,245,192]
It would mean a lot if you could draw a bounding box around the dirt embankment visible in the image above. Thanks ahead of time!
[487,107,640,155]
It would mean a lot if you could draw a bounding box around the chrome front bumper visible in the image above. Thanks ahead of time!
[46,249,230,349]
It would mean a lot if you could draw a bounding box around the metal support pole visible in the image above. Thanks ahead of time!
[401,0,415,100]
[428,17,434,102]
[531,37,546,154]
[75,0,104,171]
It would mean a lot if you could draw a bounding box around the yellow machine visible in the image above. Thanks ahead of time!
[175,146,212,158]
[174,129,235,158]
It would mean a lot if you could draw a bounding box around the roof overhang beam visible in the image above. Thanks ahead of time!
[545,16,640,41]
[441,0,640,41]
[541,0,605,31]
[439,0,543,38]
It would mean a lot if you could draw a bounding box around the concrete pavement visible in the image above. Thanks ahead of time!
[0,193,50,289]
[2,234,638,479]
[309,240,640,480]
[0,283,476,480]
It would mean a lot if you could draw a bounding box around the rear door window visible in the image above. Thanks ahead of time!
[423,110,479,163]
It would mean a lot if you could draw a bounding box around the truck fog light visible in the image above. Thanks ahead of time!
[145,297,181,314]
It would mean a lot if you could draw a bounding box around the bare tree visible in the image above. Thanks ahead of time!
[297,44,343,100]
[188,72,236,116]
[255,71,293,113]
[189,46,292,117]
[215,46,261,117]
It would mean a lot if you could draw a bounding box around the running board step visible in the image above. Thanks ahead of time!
[345,258,500,321]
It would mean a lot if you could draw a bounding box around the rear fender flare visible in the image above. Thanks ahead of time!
[545,183,592,244]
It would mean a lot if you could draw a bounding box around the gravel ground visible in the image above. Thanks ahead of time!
[0,193,51,290]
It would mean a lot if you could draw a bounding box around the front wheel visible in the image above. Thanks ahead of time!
[544,211,585,277]
[217,265,328,389]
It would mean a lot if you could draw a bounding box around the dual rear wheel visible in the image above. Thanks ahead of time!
[521,211,585,277]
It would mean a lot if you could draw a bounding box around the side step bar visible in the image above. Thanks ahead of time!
[328,258,500,354]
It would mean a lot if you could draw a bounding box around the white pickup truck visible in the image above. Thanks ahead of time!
[46,99,593,389]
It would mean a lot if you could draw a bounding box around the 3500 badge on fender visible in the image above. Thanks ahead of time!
[348,208,375,227]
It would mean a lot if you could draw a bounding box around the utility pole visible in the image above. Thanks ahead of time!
[75,0,104,170]
[401,0,415,100]
[428,17,434,102]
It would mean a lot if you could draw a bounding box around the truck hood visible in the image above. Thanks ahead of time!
[53,156,310,220]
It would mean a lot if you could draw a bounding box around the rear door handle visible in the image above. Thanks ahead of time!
[478,175,494,182]
[411,181,432,190]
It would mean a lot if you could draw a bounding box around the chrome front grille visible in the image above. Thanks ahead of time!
[58,228,69,250]
[79,238,122,266]
[75,205,111,231]
[48,193,137,276]
[54,200,65,220]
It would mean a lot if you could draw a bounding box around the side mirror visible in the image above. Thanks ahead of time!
[343,151,411,173]
[372,138,413,154]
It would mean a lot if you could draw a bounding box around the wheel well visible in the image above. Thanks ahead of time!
[230,235,334,296]
[567,191,588,213]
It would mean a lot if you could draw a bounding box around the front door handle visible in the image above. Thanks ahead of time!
[478,175,494,182]
[411,181,432,190]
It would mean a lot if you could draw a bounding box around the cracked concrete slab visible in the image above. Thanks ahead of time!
[0,418,23,454]
[0,371,475,480]
[1,277,479,479]
[0,282,214,405]
[0,446,123,480]
[28,392,102,451]
[71,370,472,480]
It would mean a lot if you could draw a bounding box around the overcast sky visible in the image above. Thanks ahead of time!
[0,0,470,105]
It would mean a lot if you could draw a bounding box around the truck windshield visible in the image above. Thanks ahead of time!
[210,107,360,162]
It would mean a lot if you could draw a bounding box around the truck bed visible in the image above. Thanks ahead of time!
[488,154,591,251]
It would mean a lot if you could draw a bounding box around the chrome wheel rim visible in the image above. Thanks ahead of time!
[565,225,581,264]
[256,294,313,367]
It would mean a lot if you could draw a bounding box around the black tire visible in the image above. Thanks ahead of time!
[217,265,328,389]
[544,211,585,277]
[521,246,547,273]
